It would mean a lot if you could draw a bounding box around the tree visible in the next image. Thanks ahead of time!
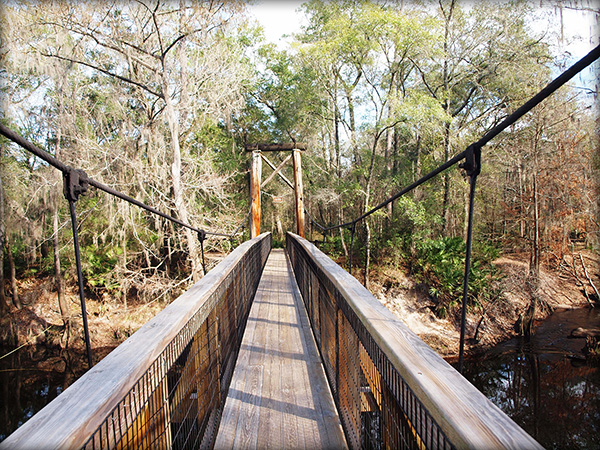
[36,1,251,282]
[413,0,551,237]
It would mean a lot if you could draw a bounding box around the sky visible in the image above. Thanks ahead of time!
[249,1,598,52]
[249,1,307,48]
[248,1,599,97]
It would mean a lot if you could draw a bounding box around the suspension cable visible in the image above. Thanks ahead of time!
[0,123,242,239]
[306,44,600,233]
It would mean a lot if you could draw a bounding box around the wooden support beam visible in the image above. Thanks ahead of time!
[245,143,306,152]
[261,153,292,189]
[260,153,294,190]
[292,149,305,238]
[250,150,262,238]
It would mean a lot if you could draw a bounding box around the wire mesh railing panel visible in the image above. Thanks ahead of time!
[84,233,270,450]
[19,233,272,450]
[287,233,443,449]
[287,232,541,450]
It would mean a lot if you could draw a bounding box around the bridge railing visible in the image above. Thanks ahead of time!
[287,232,542,450]
[0,232,271,450]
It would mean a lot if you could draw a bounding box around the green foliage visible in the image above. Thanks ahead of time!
[318,233,347,260]
[412,237,502,317]
[82,245,121,291]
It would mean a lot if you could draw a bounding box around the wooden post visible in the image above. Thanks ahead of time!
[292,149,305,238]
[250,150,262,238]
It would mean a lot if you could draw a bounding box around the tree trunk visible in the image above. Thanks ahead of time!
[0,156,7,311]
[276,214,284,241]
[363,220,371,289]
[6,240,21,309]
[53,101,70,341]
[362,138,379,289]
[385,70,397,219]
[518,164,524,238]
[346,88,358,164]
[338,205,348,258]
[531,173,540,279]
[441,120,452,236]
[522,173,541,337]
[163,80,201,282]
[413,134,422,201]
[440,0,455,237]
[334,90,342,179]
[53,204,70,344]
[121,232,128,309]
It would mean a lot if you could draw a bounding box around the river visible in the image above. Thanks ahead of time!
[460,307,600,449]
[1,309,599,447]
[0,346,92,443]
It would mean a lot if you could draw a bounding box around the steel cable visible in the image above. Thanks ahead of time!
[0,123,244,240]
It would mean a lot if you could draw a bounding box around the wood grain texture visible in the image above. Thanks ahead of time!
[214,249,347,450]
[250,151,262,238]
[0,233,271,450]
[292,149,305,238]
[287,232,544,450]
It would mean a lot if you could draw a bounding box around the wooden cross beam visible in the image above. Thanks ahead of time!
[261,153,293,189]
[247,143,306,238]
[245,143,306,152]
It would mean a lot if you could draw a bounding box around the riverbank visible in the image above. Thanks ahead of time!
[369,251,598,360]
[0,275,168,369]
[1,251,596,366]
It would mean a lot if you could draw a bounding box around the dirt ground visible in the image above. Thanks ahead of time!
[368,250,599,360]
[0,277,168,370]
[0,250,597,370]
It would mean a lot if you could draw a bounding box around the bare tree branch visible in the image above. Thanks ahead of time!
[38,51,164,99]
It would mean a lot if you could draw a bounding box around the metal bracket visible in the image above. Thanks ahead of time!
[198,229,207,275]
[459,143,481,178]
[63,168,90,202]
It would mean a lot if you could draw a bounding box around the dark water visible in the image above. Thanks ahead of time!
[1,310,599,447]
[461,308,600,449]
[0,346,87,443]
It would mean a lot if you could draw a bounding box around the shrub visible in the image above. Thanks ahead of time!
[412,236,502,317]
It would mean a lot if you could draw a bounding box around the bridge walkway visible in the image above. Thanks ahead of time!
[214,249,347,449]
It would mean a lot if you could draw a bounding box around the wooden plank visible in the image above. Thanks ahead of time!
[245,143,307,152]
[260,153,294,190]
[233,365,264,449]
[260,153,292,189]
[250,151,262,238]
[260,265,283,450]
[215,249,347,450]
[292,149,305,237]
[287,233,544,450]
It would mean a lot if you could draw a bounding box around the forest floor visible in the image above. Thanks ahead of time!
[0,277,167,371]
[367,249,599,361]
[0,250,598,372]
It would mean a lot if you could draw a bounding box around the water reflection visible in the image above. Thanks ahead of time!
[0,346,87,443]
[462,308,600,449]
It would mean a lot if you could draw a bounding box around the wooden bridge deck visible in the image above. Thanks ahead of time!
[215,249,347,449]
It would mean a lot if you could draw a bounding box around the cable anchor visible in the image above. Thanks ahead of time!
[459,143,481,178]
[198,229,207,275]
[63,167,90,202]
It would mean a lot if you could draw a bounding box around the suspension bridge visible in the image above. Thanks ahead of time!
[0,46,598,450]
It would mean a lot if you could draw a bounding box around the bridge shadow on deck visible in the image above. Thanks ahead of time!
[214,249,347,450]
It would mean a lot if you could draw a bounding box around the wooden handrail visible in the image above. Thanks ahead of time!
[0,233,272,450]
[287,232,543,450]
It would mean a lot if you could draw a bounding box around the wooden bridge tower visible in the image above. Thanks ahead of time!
[246,143,306,238]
